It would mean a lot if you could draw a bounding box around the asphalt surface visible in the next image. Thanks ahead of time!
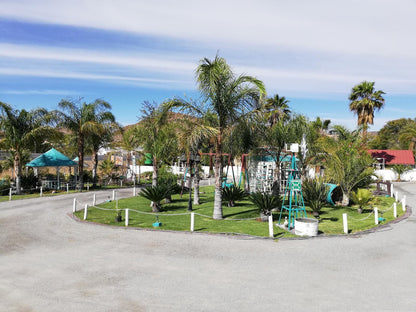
[0,184,415,312]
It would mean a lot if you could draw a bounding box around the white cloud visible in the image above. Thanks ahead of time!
[1,89,80,95]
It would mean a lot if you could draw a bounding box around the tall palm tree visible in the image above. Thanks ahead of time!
[169,55,265,219]
[349,81,385,139]
[263,94,291,127]
[57,98,114,191]
[0,102,60,194]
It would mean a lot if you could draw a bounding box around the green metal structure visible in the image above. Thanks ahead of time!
[278,154,307,230]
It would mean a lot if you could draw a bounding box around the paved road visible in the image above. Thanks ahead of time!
[0,184,415,312]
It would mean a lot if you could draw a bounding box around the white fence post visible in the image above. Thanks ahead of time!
[342,213,348,234]
[87,184,90,191]
[112,190,115,201]
[121,180,123,187]
[40,186,43,197]
[66,183,69,193]
[374,207,379,225]
[133,187,136,197]
[402,196,406,211]
[93,193,96,206]
[125,209,129,227]
[83,204,88,220]
[393,203,397,218]
[9,188,12,201]
[73,198,77,212]
[268,215,274,238]
[390,183,394,197]
[190,212,195,232]
[395,191,399,202]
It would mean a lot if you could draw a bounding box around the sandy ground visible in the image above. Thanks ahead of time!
[0,184,415,312]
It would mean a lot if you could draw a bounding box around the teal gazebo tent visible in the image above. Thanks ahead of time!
[26,148,77,189]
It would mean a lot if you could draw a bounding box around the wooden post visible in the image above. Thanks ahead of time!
[125,209,129,227]
[393,203,397,218]
[190,212,195,232]
[93,193,96,206]
[268,215,273,238]
[342,213,348,234]
[73,198,77,212]
[83,204,88,220]
[402,196,406,211]
[374,207,379,225]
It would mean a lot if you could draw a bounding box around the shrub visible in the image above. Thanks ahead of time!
[140,184,173,212]
[302,178,328,217]
[222,186,246,207]
[351,188,373,213]
[249,191,282,218]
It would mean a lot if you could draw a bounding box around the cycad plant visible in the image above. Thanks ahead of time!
[351,188,373,213]
[249,191,282,220]
[302,178,329,218]
[222,186,246,207]
[140,184,172,213]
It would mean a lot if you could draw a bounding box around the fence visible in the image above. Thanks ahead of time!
[342,192,406,234]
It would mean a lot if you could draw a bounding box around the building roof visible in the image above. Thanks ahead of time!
[26,148,77,167]
[368,149,415,165]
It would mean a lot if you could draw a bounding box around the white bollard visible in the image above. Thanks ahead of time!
[83,204,88,220]
[112,190,115,201]
[87,184,90,191]
[190,212,195,232]
[73,198,77,212]
[93,193,96,206]
[268,215,274,238]
[395,191,399,202]
[342,213,348,234]
[402,196,406,211]
[390,184,394,197]
[66,183,69,193]
[40,187,43,197]
[374,207,379,225]
[133,187,136,197]
[125,209,129,227]
[121,180,123,187]
[9,188,12,201]
[393,203,397,218]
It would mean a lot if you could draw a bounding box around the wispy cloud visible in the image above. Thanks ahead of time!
[2,89,80,95]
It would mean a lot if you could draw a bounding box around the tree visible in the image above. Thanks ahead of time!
[369,118,416,150]
[398,123,416,154]
[132,101,178,187]
[0,102,59,194]
[169,55,265,219]
[312,126,375,206]
[349,81,385,139]
[99,158,119,185]
[57,98,114,191]
[263,94,291,127]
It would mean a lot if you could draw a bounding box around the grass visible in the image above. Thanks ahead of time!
[74,186,405,238]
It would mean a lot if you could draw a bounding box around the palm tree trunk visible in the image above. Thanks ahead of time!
[92,148,98,188]
[14,152,22,195]
[213,135,223,219]
[152,156,158,187]
[78,135,84,192]
[193,163,200,205]
[341,192,349,206]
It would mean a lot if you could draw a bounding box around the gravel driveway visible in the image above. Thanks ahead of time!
[1,184,415,312]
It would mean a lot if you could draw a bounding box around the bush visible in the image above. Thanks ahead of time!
[351,188,373,213]
[222,186,246,207]
[140,184,173,212]
[302,178,328,217]
[20,171,40,191]
[249,191,282,218]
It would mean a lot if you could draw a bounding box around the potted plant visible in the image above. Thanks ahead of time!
[249,191,281,221]
[301,178,329,219]
[351,188,373,213]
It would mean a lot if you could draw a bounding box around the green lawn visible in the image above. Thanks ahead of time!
[74,186,405,238]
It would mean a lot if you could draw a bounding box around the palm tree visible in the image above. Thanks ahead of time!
[56,98,114,191]
[349,81,385,139]
[0,102,60,194]
[132,101,178,187]
[168,55,265,219]
[263,94,291,127]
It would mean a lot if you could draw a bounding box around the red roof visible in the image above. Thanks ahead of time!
[368,149,415,165]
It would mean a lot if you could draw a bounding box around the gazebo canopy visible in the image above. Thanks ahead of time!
[26,148,77,167]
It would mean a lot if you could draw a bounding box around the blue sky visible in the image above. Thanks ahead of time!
[1,0,416,130]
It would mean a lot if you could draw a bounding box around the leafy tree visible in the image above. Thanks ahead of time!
[56,98,114,191]
[349,81,385,139]
[369,118,416,150]
[0,102,59,194]
[168,55,265,219]
[398,123,416,154]
[99,158,119,185]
